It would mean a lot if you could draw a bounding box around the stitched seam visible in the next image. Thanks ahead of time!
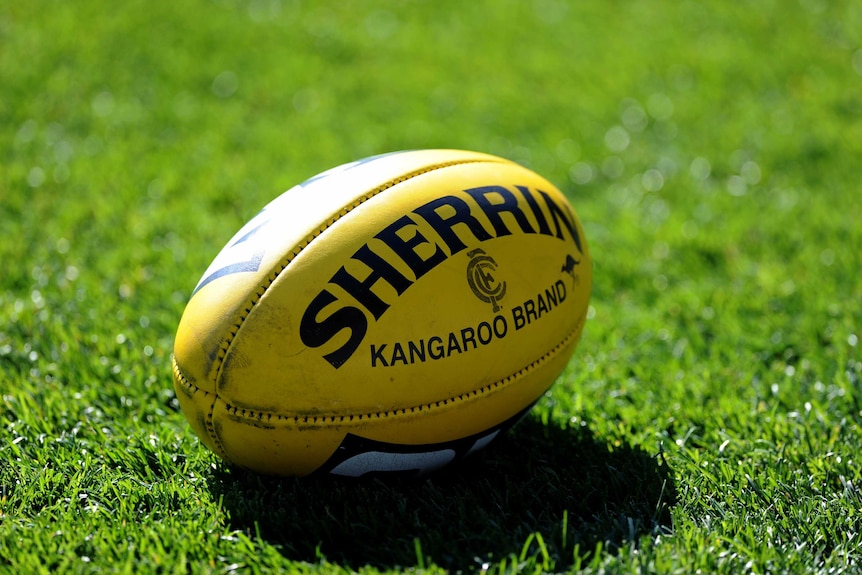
[172,356,230,460]
[181,318,583,428]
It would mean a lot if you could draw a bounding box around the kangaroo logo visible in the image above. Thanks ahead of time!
[466,248,506,312]
[561,254,580,284]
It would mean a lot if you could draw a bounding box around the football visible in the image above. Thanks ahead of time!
[172,149,592,477]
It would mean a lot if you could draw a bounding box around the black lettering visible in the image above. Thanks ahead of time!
[512,306,525,330]
[447,332,462,355]
[465,185,535,238]
[517,186,552,236]
[525,299,537,324]
[555,279,567,302]
[408,340,426,364]
[370,344,389,367]
[331,244,413,319]
[300,290,368,368]
[413,195,492,255]
[306,189,582,369]
[536,292,548,317]
[391,342,407,365]
[428,336,445,359]
[375,215,447,279]
[541,190,583,252]
[461,327,477,351]
[493,315,508,338]
[545,286,558,307]
[477,321,493,344]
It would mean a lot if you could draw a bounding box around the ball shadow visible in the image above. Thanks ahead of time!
[207,416,676,572]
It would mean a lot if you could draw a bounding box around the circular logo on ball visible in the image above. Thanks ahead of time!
[466,248,506,312]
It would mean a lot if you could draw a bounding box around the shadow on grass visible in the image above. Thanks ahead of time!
[208,416,676,572]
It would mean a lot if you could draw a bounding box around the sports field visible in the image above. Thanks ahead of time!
[2,0,861,572]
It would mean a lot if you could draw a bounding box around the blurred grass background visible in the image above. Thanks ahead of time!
[2,0,862,572]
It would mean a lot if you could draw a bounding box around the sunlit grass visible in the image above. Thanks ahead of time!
[2,0,861,572]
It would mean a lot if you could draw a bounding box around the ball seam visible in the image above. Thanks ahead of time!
[172,356,231,460]
[180,312,584,429]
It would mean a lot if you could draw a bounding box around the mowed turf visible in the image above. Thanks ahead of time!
[1,0,861,572]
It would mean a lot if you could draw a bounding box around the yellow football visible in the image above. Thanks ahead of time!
[172,149,592,477]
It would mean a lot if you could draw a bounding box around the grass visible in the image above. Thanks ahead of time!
[1,0,861,572]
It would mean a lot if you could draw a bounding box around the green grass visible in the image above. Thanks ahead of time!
[2,0,861,572]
